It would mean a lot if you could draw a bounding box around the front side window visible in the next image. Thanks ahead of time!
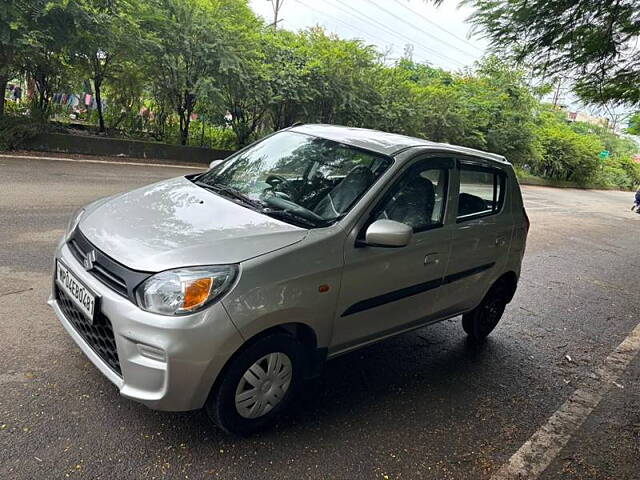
[375,164,449,232]
[195,131,392,228]
[457,166,505,220]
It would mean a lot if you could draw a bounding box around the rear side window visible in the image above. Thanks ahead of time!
[457,166,505,220]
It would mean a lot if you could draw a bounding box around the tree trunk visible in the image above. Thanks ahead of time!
[181,119,189,145]
[179,112,185,145]
[179,90,195,146]
[0,75,7,118]
[179,111,190,146]
[95,78,105,133]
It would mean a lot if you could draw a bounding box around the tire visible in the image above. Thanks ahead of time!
[205,333,305,435]
[462,283,508,342]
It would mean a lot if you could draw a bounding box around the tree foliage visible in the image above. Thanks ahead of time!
[67,0,138,132]
[627,113,640,136]
[460,0,640,106]
[15,1,77,117]
[2,0,639,188]
[139,0,233,144]
[0,0,33,116]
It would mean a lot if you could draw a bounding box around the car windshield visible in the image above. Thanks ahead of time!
[195,131,392,228]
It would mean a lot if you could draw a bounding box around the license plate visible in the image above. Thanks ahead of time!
[56,260,97,322]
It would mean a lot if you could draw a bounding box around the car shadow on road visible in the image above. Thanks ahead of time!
[118,318,544,450]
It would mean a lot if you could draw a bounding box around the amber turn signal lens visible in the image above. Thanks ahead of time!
[183,278,213,310]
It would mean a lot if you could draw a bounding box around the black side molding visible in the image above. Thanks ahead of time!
[442,262,495,285]
[341,262,495,317]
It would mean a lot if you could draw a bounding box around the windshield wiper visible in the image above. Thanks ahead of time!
[194,181,264,209]
[260,208,321,229]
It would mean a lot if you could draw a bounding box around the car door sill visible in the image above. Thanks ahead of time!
[327,309,468,359]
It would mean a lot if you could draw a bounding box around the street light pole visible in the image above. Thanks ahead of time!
[268,0,285,30]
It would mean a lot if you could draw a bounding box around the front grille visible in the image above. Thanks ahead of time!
[68,237,128,297]
[66,229,150,301]
[92,263,128,295]
[56,286,121,376]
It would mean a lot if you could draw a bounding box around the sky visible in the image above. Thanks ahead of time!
[248,0,488,71]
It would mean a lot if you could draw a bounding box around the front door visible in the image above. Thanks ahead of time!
[331,158,454,354]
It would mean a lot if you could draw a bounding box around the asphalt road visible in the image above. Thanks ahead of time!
[1,154,639,479]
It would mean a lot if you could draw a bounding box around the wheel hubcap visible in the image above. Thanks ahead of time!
[235,352,292,419]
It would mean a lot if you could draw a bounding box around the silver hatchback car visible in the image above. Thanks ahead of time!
[50,124,528,434]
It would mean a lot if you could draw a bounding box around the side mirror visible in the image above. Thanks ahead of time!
[364,219,413,248]
[209,159,223,170]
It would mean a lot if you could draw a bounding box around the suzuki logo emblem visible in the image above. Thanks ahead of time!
[83,250,97,271]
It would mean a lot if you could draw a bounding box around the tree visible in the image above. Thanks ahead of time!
[464,56,541,165]
[214,1,270,146]
[0,0,29,117]
[221,56,272,147]
[301,28,379,125]
[626,112,640,135]
[0,0,61,117]
[460,0,640,106]
[569,119,638,158]
[68,0,138,132]
[103,64,146,131]
[532,107,603,182]
[263,30,312,131]
[364,61,420,135]
[139,0,236,145]
[18,1,77,118]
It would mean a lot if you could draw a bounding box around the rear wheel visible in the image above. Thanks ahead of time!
[205,333,304,435]
[462,284,508,342]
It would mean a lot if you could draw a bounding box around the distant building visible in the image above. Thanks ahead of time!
[566,110,610,129]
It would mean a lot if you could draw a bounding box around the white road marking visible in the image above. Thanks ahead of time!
[0,154,205,170]
[491,321,640,479]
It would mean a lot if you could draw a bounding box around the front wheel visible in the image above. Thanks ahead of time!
[205,333,305,435]
[462,285,508,342]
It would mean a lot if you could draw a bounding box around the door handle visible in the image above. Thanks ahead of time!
[424,253,440,266]
[495,236,507,247]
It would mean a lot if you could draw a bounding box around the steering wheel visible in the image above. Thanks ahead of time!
[262,195,326,223]
[263,174,293,200]
[265,174,289,188]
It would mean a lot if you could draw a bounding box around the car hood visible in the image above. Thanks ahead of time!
[79,176,307,271]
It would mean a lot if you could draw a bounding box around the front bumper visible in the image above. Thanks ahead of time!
[48,242,245,411]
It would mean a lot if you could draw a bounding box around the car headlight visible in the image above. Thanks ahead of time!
[136,265,238,315]
[66,207,85,238]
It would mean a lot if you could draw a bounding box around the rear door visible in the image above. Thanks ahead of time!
[331,157,455,354]
[440,159,512,315]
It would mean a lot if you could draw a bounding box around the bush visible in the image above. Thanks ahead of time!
[598,155,640,190]
[530,109,603,184]
[3,100,30,117]
[0,115,47,151]
[189,122,238,150]
[569,121,638,158]
[536,126,602,183]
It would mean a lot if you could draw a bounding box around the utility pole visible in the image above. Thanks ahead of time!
[552,78,563,107]
[269,0,285,30]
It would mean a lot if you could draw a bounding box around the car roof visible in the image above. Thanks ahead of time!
[290,124,509,165]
